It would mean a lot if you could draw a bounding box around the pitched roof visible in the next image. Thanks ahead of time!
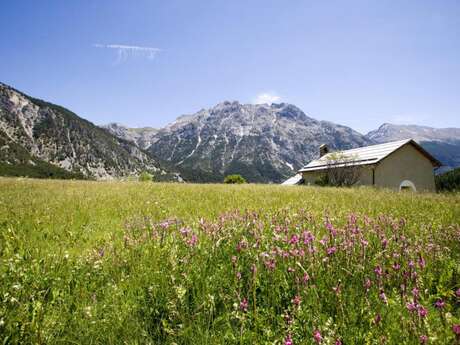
[299,139,441,172]
[281,173,303,185]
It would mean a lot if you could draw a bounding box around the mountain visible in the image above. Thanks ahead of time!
[143,101,372,183]
[102,123,158,150]
[366,123,460,171]
[0,82,176,180]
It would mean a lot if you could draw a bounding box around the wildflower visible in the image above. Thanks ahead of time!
[434,299,445,309]
[417,305,428,318]
[364,278,372,291]
[407,301,417,312]
[313,329,322,343]
[289,234,299,245]
[302,231,314,244]
[326,246,337,256]
[452,324,460,336]
[361,239,369,247]
[231,255,237,266]
[374,266,383,277]
[412,287,420,298]
[292,295,301,306]
[239,298,248,312]
[284,334,293,345]
[236,272,241,280]
[381,238,388,248]
[392,263,401,271]
[303,272,310,284]
[419,335,428,344]
[179,227,191,236]
[418,256,426,269]
[187,234,198,247]
[335,340,343,345]
[264,259,276,271]
[374,313,382,325]
[456,288,460,297]
[379,290,388,305]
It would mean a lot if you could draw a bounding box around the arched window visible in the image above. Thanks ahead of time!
[399,180,416,192]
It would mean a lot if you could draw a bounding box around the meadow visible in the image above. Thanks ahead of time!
[0,178,459,344]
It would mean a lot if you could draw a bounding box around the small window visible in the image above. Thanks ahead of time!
[399,180,416,192]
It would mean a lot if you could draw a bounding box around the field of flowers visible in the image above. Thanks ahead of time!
[0,178,459,344]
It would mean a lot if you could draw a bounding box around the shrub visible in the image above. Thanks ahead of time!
[223,174,247,184]
[139,171,153,182]
[436,167,460,192]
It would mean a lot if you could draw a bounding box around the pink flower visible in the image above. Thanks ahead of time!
[379,290,388,305]
[303,231,314,244]
[456,288,460,297]
[374,266,383,277]
[364,278,372,291]
[292,295,301,306]
[326,246,337,256]
[239,298,248,312]
[417,305,428,318]
[335,340,343,345]
[289,234,299,245]
[452,324,460,336]
[419,335,428,344]
[392,263,401,271]
[284,335,293,345]
[407,301,417,312]
[412,287,420,298]
[434,299,445,309]
[418,256,426,269]
[303,273,310,284]
[313,329,322,343]
[187,234,198,247]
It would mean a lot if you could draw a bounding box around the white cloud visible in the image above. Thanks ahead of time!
[253,92,282,105]
[93,44,161,63]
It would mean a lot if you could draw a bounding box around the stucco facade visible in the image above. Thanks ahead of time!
[301,142,438,192]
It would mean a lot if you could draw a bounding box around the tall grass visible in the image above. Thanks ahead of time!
[0,178,459,344]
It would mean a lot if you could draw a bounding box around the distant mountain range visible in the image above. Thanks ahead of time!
[366,123,460,171]
[1,82,459,182]
[0,83,178,180]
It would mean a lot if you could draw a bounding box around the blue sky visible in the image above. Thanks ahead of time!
[1,0,459,133]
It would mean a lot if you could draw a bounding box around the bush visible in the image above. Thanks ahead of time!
[139,171,153,182]
[224,174,247,184]
[436,167,460,192]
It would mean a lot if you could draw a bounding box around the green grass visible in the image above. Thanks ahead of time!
[0,178,459,344]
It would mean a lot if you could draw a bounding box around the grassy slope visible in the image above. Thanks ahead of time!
[0,179,459,344]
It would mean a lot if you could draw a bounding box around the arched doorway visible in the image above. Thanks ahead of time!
[399,180,416,192]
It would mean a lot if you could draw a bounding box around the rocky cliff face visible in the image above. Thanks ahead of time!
[102,123,158,150]
[366,123,460,170]
[145,101,372,182]
[0,83,175,180]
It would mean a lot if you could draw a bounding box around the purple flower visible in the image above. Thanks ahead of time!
[417,305,428,318]
[335,340,343,345]
[326,246,337,256]
[379,290,388,305]
[412,287,420,298]
[419,335,428,344]
[284,335,293,345]
[374,313,382,324]
[374,266,383,277]
[392,263,401,271]
[364,278,372,291]
[434,299,445,309]
[407,301,417,312]
[453,324,460,336]
[303,231,314,244]
[418,256,426,269]
[289,234,299,245]
[292,295,301,306]
[187,234,198,247]
[313,329,322,343]
[303,273,310,284]
[239,298,248,312]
